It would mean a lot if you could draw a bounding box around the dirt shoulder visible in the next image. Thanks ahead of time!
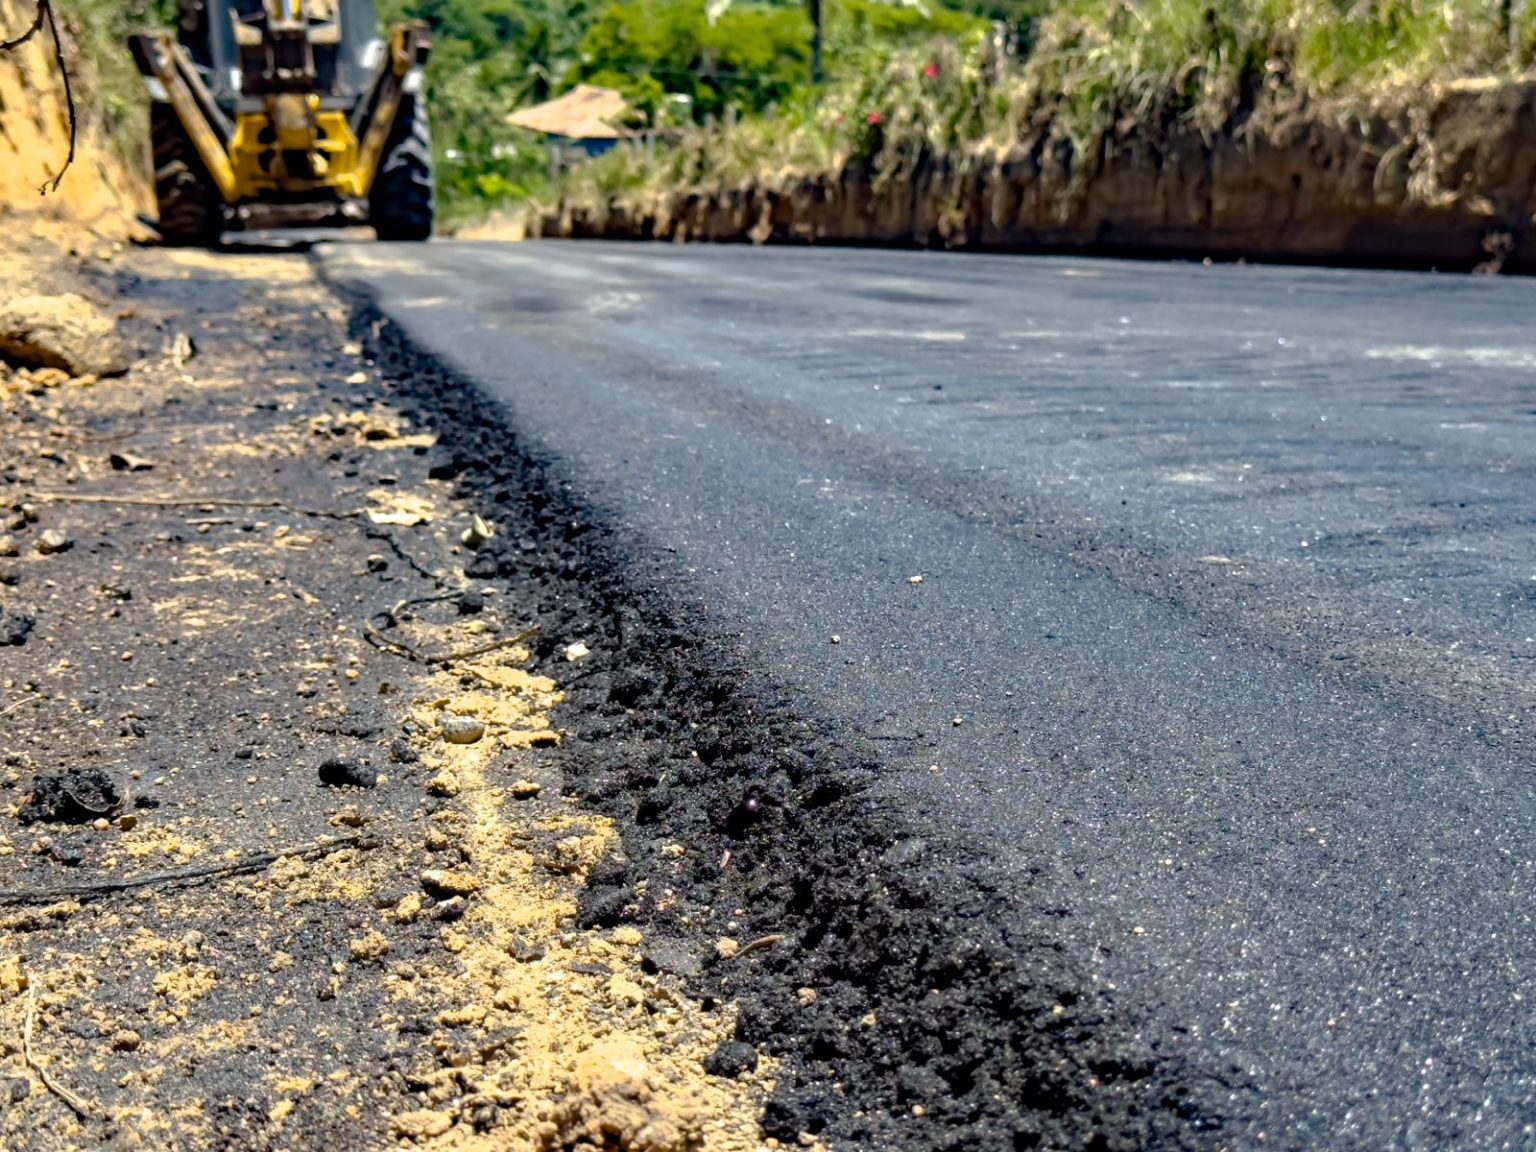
[0,242,771,1150]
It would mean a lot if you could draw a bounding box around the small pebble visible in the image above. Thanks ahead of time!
[438,715,485,745]
[431,896,467,921]
[35,529,71,556]
[509,779,541,799]
[111,1029,142,1052]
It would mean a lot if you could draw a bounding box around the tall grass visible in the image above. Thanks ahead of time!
[558,0,1536,212]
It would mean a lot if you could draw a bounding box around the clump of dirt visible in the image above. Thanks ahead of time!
[0,292,130,376]
[19,768,124,825]
[537,1039,705,1152]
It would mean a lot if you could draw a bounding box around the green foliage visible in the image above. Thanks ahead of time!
[71,0,157,167]
[425,40,553,220]
[1017,0,1536,160]
[574,0,810,120]
[379,0,589,217]
[380,0,996,219]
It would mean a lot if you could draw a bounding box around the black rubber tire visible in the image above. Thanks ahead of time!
[150,103,222,247]
[370,95,435,242]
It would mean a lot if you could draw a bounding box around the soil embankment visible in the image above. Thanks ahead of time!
[540,77,1536,271]
[0,0,148,236]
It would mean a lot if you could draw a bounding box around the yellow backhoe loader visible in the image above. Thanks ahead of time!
[129,0,433,244]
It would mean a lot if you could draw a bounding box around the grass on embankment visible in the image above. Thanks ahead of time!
[555,0,1536,214]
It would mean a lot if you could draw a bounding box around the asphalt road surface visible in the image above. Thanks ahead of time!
[322,241,1536,1149]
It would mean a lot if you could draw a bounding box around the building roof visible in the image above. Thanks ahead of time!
[506,85,633,140]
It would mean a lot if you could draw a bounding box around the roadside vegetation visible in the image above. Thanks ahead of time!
[379,0,1012,221]
[552,0,1536,219]
[17,0,1536,226]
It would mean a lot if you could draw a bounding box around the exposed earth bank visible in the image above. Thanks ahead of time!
[0,0,148,237]
[539,76,1536,271]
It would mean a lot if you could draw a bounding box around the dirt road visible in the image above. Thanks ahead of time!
[0,244,772,1151]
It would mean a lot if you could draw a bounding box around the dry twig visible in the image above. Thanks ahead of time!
[0,834,379,906]
[0,695,40,721]
[365,593,539,665]
[732,933,787,960]
[27,491,364,521]
[366,622,540,666]
[24,986,96,1120]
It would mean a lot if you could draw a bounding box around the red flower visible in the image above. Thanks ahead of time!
[866,111,882,126]
[924,62,939,78]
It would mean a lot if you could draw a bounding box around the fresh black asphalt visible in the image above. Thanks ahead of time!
[322,241,1536,1150]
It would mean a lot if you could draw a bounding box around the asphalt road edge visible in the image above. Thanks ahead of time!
[324,270,1250,1152]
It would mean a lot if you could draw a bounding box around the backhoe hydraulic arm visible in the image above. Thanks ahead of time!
[130,0,433,243]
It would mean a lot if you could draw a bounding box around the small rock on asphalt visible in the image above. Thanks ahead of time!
[0,605,35,646]
[642,940,702,979]
[420,868,480,898]
[35,529,71,555]
[0,293,130,377]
